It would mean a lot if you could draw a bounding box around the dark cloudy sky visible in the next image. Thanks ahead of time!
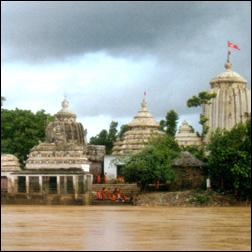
[2,1,251,139]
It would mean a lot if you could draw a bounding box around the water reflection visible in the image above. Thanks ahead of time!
[1,206,251,251]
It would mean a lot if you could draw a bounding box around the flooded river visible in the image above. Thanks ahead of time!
[1,205,251,251]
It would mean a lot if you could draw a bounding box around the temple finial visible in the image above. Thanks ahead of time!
[61,97,69,112]
[141,91,147,111]
[225,50,232,70]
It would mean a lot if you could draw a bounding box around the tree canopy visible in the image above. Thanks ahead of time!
[187,91,216,138]
[207,119,251,199]
[122,135,180,190]
[89,121,118,154]
[159,109,179,137]
[1,108,53,167]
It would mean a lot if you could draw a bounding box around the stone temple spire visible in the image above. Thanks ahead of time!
[112,95,163,156]
[203,56,251,139]
[60,97,70,113]
[140,93,148,112]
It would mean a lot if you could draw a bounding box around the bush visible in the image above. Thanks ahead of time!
[189,193,209,204]
[207,119,251,200]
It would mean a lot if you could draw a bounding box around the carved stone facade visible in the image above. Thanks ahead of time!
[112,97,163,156]
[175,121,202,147]
[1,99,101,203]
[26,98,90,170]
[203,60,251,139]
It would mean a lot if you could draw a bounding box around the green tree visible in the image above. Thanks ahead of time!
[159,110,179,137]
[159,119,166,132]
[207,119,251,199]
[89,121,118,154]
[1,108,53,166]
[89,129,108,145]
[107,121,118,153]
[187,91,216,138]
[122,135,180,190]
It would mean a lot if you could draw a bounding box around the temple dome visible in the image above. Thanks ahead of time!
[178,121,192,133]
[54,98,77,122]
[128,98,160,128]
[1,154,21,172]
[112,96,163,156]
[210,62,247,85]
[45,98,87,145]
[175,121,202,147]
[25,98,89,170]
[203,59,251,136]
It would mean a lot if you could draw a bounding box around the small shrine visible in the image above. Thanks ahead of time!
[175,121,202,147]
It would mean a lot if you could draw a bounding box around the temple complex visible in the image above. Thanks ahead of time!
[175,121,202,147]
[203,58,251,139]
[112,96,163,156]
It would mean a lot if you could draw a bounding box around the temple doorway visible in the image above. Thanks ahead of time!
[17,176,26,193]
[116,165,124,178]
[48,177,57,194]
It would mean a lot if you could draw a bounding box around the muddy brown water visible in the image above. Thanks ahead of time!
[1,205,251,251]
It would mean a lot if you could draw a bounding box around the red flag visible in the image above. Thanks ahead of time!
[227,41,240,50]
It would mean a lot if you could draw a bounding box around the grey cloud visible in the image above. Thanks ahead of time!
[2,1,251,122]
[2,1,250,62]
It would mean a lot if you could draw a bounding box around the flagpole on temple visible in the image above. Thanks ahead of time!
[227,47,231,63]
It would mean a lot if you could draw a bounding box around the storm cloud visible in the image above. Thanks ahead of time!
[1,1,251,137]
[2,2,250,62]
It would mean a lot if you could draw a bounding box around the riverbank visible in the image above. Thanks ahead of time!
[133,190,251,207]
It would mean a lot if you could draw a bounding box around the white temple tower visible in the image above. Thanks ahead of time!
[112,96,163,156]
[203,59,251,138]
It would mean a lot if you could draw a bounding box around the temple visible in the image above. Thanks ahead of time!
[104,96,163,179]
[203,59,251,139]
[175,121,202,147]
[1,98,105,204]
[112,96,163,155]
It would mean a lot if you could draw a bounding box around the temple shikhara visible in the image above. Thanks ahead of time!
[203,59,251,137]
[112,96,163,156]
[175,121,202,147]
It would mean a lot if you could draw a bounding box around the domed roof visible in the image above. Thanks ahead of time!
[210,62,247,84]
[55,98,76,121]
[175,121,202,147]
[45,98,87,145]
[128,97,160,128]
[1,154,21,172]
[112,96,163,155]
[178,120,192,133]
